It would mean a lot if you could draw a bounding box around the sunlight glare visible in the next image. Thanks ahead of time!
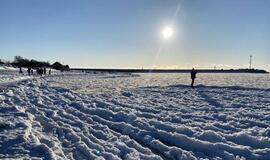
[162,26,174,39]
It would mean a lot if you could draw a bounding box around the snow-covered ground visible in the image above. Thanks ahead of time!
[47,73,270,94]
[0,66,62,85]
[0,67,31,85]
[0,71,270,160]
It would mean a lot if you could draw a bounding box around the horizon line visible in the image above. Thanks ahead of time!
[70,68,269,73]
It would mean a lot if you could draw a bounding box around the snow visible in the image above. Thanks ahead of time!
[0,71,269,159]
[0,68,30,84]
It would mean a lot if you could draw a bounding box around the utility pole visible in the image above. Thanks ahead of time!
[249,55,252,69]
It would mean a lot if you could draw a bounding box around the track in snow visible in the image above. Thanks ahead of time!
[0,74,270,160]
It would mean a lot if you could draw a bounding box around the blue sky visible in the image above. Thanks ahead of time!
[0,0,269,70]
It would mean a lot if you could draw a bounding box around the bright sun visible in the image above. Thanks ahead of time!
[162,26,174,39]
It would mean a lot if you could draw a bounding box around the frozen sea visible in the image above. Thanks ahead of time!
[0,71,270,160]
[47,73,270,93]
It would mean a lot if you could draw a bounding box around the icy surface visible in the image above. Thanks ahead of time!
[0,68,31,84]
[47,73,270,94]
[0,72,269,160]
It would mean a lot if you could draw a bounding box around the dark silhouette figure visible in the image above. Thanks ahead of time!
[49,69,51,75]
[19,67,23,74]
[27,67,31,76]
[43,68,46,75]
[37,68,43,76]
[191,68,197,88]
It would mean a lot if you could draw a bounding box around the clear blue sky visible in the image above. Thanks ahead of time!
[0,0,269,70]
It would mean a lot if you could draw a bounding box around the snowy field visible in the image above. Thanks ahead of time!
[0,67,31,85]
[0,71,270,160]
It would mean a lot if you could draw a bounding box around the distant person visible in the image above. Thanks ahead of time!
[19,67,23,74]
[191,68,197,88]
[37,68,43,76]
[49,69,51,75]
[27,67,31,76]
[43,68,46,75]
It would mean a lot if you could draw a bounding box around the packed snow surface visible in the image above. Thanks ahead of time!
[0,72,270,160]
[0,67,31,84]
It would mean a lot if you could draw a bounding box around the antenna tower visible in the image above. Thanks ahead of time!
[249,55,252,69]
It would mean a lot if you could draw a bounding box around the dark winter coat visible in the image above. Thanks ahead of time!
[191,70,197,79]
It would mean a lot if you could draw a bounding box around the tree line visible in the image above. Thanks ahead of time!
[0,56,70,71]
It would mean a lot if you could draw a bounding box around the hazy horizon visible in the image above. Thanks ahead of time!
[0,0,269,71]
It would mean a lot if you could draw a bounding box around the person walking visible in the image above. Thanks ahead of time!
[191,68,197,88]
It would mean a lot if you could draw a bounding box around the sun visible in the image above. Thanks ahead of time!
[162,26,174,39]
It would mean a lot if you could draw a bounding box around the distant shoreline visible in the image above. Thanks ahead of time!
[71,68,269,74]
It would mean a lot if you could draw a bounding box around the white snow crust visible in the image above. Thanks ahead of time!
[0,72,269,160]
